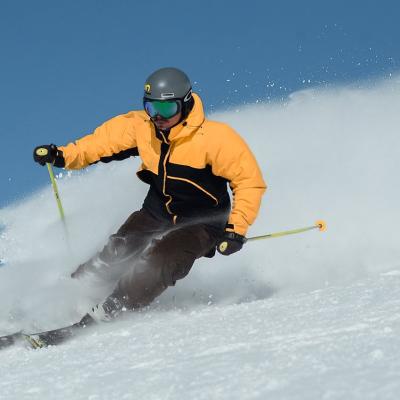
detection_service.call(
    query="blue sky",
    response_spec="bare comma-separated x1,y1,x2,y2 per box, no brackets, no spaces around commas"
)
1,0,399,207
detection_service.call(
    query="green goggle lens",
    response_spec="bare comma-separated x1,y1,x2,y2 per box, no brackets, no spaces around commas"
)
144,100,180,119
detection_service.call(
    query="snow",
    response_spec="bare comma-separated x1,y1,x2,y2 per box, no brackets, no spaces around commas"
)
1,76,400,399
1,272,400,400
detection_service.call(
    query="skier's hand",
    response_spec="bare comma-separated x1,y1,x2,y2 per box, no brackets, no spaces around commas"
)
33,144,65,167
217,231,247,256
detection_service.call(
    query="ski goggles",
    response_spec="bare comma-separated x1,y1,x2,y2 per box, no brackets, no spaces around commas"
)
143,99,181,119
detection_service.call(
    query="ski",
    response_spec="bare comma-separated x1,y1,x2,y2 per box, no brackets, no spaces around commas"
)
0,313,95,350
0,331,23,350
22,325,77,349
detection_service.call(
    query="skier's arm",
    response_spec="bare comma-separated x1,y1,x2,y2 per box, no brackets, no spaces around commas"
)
209,126,266,237
58,115,138,170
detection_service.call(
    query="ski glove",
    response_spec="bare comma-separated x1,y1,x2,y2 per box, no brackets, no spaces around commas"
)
33,144,65,167
217,231,247,256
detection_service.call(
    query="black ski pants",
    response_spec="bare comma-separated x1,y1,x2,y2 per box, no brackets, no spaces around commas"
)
71,208,224,309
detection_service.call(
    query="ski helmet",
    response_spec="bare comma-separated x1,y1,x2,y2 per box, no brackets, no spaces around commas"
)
143,67,194,120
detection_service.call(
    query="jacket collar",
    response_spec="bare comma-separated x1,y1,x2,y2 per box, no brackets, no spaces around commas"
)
165,93,205,142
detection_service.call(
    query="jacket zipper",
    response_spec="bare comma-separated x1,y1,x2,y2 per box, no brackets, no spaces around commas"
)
159,131,177,222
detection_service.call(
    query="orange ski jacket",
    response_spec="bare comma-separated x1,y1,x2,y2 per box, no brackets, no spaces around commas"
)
59,94,266,235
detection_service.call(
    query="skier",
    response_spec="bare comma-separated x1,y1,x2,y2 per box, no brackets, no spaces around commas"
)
33,67,266,326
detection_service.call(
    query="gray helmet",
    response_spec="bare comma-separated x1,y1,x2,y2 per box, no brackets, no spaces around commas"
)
144,67,192,101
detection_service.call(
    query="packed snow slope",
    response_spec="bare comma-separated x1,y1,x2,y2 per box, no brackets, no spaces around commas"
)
1,76,400,399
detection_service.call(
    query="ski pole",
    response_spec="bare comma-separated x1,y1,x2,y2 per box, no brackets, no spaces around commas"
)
247,220,327,242
35,147,66,222
45,161,73,254
46,162,66,222
36,149,74,258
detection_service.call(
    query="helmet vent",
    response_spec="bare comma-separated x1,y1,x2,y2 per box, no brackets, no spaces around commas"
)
160,93,175,99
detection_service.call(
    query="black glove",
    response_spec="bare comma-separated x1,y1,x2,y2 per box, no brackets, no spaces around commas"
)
33,144,65,167
217,231,247,256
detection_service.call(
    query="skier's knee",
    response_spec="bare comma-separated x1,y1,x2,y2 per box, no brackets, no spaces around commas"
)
101,234,129,263
71,264,85,279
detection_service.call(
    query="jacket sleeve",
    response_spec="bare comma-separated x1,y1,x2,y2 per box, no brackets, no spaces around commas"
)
208,125,266,236
58,114,138,170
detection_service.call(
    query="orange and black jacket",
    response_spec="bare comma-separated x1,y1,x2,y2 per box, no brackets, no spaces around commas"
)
59,94,266,236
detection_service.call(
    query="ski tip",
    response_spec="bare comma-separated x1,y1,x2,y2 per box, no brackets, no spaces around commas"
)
315,220,327,232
